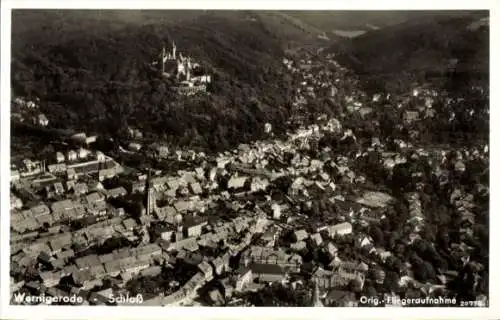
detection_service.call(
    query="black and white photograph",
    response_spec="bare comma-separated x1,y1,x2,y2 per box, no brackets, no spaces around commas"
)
0,1,497,319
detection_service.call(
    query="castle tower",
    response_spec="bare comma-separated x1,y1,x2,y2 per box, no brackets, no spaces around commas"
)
312,279,324,307
186,57,192,81
161,46,167,74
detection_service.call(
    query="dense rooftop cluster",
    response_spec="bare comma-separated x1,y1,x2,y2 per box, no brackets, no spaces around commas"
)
10,24,488,307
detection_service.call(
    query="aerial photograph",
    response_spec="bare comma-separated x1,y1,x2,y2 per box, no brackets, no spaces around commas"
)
8,10,489,307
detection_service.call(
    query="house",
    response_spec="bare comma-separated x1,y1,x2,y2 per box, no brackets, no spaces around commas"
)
128,143,142,152
67,150,78,162
54,182,65,195
123,259,150,275
96,151,106,162
250,177,269,192
75,254,100,270
37,113,49,126
250,263,287,283
122,218,138,231
10,278,25,294
67,168,77,180
90,264,106,279
56,249,75,261
190,182,203,195
356,235,372,248
71,133,87,143
403,110,419,123
328,222,353,238
10,194,23,210
98,253,115,265
311,233,323,246
155,205,177,222
219,278,234,300
235,268,253,291
331,260,369,274
141,265,163,278
49,233,72,253
198,261,214,281
291,241,307,252
31,203,51,217
186,220,207,238
78,148,90,159
86,192,105,205
168,237,199,252
86,136,98,145
324,290,357,307
208,288,224,306
212,257,227,276
154,145,169,158
104,260,122,277
155,226,174,242
228,175,248,190
40,271,63,287
294,229,309,242
271,203,282,220
56,152,65,163
136,243,162,261
174,200,193,213
74,183,89,196
106,187,127,199
11,169,20,182
356,191,394,208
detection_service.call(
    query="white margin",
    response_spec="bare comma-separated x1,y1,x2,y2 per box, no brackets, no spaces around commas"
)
1,0,498,319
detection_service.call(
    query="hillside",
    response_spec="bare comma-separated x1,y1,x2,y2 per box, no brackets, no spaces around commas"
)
284,10,483,33
329,12,489,94
11,10,326,151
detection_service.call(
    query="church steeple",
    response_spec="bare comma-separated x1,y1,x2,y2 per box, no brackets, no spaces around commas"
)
172,41,177,60
145,169,155,216
312,279,324,307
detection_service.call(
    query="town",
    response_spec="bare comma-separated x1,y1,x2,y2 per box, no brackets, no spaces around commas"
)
10,36,489,307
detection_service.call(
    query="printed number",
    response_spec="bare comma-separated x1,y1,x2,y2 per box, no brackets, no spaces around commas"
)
460,300,485,307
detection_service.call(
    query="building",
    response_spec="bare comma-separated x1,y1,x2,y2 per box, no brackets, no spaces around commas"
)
106,187,127,199
328,222,353,238
294,229,309,242
198,261,214,281
250,263,287,283
324,290,357,307
129,143,142,152
34,113,49,127
312,279,324,307
78,148,90,159
96,151,106,162
235,268,253,291
186,221,207,238
67,150,78,162
158,41,212,95
145,170,157,216
56,152,65,163
228,175,248,190
10,194,23,210
11,169,20,182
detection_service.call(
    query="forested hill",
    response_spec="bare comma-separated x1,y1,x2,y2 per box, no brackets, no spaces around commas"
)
11,10,326,151
329,12,489,94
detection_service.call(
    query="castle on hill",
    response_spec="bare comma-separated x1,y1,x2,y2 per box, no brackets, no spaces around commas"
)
155,41,212,96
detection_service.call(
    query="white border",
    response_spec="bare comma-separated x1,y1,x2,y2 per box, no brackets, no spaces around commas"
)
1,0,498,319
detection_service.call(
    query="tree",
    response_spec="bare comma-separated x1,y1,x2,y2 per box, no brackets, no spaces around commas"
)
385,255,404,273
383,271,400,293
369,225,385,247
363,284,378,298
414,261,436,283
391,163,413,193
